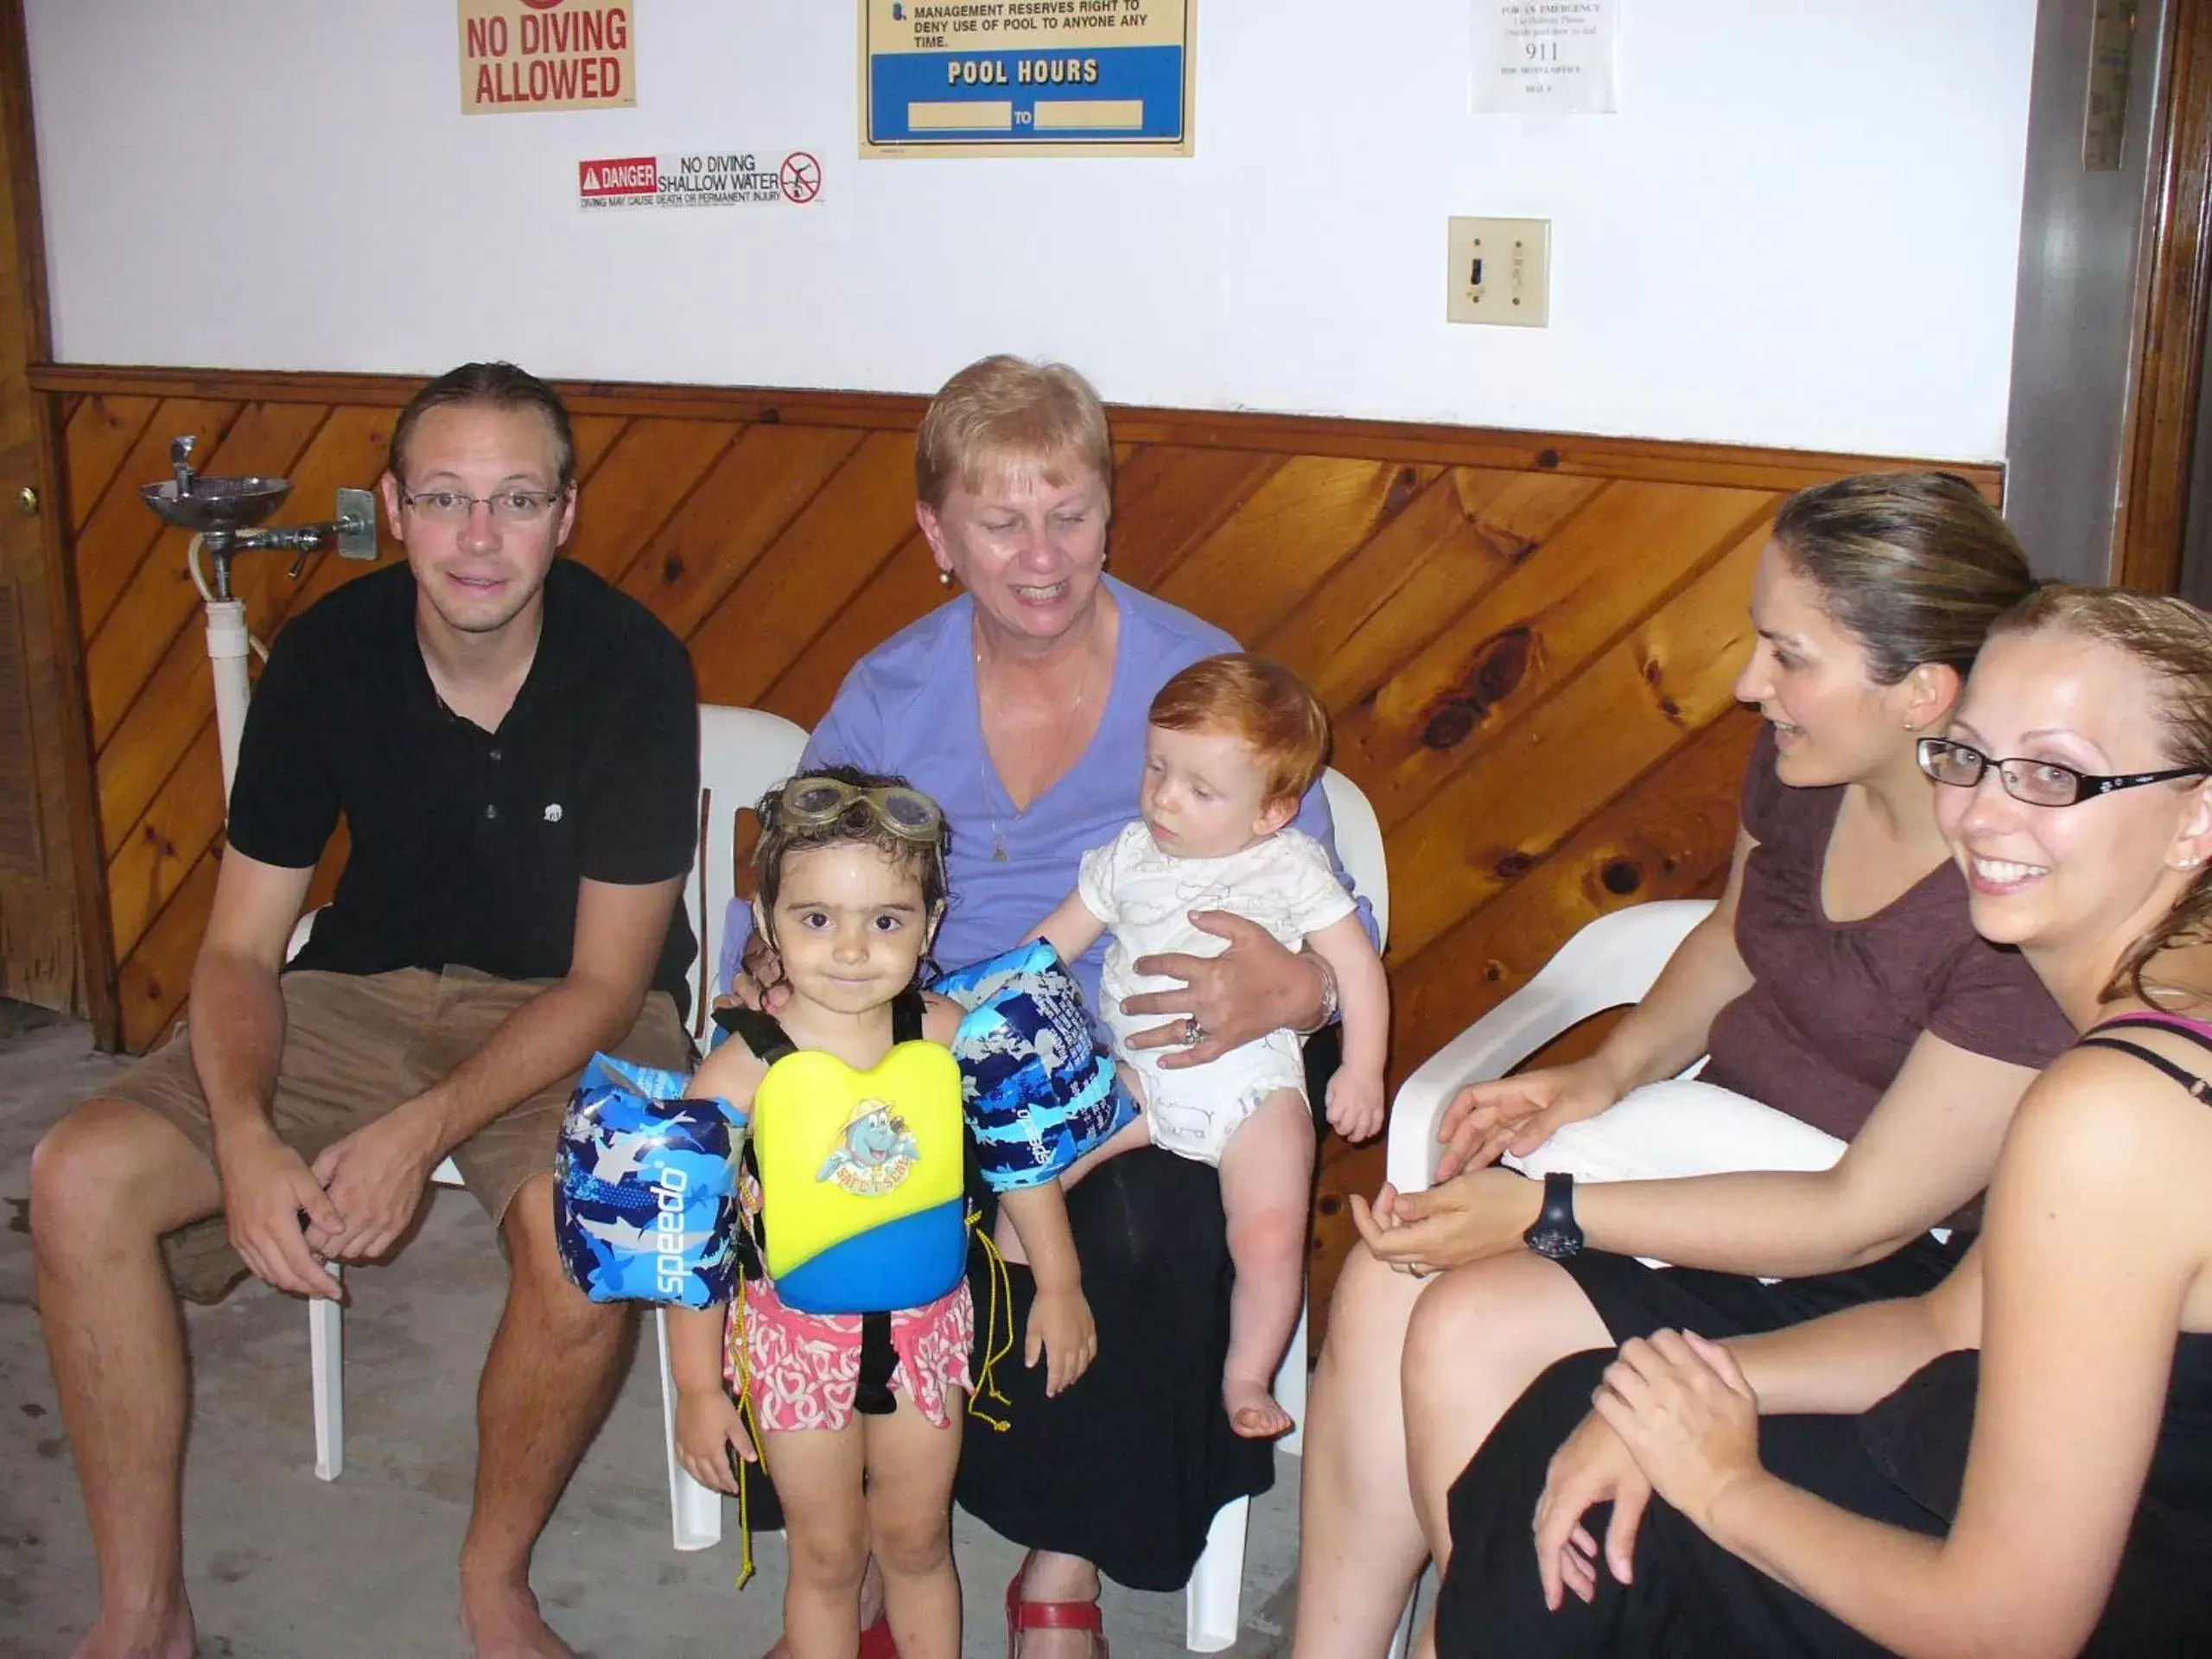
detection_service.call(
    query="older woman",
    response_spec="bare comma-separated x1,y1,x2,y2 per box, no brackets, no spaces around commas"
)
1294,474,2072,1657
1440,585,2212,1656
725,355,1372,1655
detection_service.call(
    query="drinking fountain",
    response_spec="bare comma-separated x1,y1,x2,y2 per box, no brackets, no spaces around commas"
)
137,435,379,799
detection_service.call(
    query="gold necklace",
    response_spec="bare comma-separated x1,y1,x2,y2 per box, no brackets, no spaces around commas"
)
975,641,1098,861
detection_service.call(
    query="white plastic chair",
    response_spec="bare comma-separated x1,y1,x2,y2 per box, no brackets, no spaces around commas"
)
1184,767,1389,1652
1375,898,1713,1656
300,703,810,1553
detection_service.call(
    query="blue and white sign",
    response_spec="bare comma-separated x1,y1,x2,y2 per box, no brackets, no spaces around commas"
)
861,0,1194,156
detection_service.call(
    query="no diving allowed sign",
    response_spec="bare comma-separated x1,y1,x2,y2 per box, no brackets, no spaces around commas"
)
579,150,824,209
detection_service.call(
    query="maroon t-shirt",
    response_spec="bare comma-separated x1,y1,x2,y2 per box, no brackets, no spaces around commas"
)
1700,728,2072,1141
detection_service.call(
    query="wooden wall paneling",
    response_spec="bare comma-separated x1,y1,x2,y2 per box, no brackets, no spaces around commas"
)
105,721,219,963
1261,470,1607,705
61,393,156,536
564,417,744,584
1387,706,1760,1073
686,429,926,709
72,398,242,639
1340,486,1775,831
1383,535,1764,961
567,413,631,483
1101,446,1286,591
83,401,328,743
619,423,866,640
1154,459,1440,643
113,835,215,1050
758,531,945,727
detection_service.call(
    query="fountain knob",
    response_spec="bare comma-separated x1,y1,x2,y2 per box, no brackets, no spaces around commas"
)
170,435,198,498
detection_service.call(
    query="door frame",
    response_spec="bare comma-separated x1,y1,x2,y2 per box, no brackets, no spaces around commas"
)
1,0,118,1043
2116,0,2212,591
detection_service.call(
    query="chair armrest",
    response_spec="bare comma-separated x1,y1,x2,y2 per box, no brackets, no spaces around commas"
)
1383,899,1716,1194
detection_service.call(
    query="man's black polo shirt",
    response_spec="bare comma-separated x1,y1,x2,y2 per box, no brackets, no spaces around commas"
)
228,559,698,1015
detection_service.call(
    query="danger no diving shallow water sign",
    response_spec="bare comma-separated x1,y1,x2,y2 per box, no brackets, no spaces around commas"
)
461,0,635,116
579,151,826,209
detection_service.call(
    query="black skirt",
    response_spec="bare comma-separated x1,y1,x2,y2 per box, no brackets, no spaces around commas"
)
1564,1229,1970,1344
953,1145,1276,1590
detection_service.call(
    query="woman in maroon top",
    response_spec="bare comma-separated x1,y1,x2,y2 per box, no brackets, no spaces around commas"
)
1294,474,2074,1658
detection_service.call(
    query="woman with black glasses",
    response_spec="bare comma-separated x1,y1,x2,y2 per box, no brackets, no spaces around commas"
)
1297,474,2075,1659
1438,585,2212,1657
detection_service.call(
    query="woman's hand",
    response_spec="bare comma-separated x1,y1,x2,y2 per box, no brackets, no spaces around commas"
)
673,1384,755,1496
1435,1057,1624,1181
1345,1168,1546,1276
1534,1407,1654,1611
1027,1285,1099,1396
1119,912,1319,1069
1592,1330,1765,1532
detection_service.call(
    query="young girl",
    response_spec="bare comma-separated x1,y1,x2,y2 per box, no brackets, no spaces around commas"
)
668,766,1094,1659
1031,653,1389,1440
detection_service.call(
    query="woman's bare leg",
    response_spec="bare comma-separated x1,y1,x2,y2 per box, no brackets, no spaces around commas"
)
1290,1242,1433,1658
1402,1254,1611,1577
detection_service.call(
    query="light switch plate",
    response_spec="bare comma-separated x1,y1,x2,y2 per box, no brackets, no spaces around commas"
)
1447,217,1550,327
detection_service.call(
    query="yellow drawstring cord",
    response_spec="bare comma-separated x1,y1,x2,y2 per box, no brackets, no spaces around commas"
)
965,1204,1015,1432
724,1281,764,1590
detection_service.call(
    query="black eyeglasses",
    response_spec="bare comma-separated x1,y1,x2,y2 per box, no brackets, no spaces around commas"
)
1917,737,2207,808
398,487,564,524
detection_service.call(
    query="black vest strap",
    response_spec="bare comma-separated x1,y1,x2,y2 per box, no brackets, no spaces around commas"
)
715,1004,798,1065
713,987,926,1060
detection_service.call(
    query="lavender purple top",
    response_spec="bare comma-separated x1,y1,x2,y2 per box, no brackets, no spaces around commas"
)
718,576,1373,1004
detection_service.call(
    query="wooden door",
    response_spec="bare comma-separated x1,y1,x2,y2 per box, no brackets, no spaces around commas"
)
0,0,110,1030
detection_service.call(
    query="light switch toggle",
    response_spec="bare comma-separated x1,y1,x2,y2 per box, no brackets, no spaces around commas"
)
1447,217,1550,327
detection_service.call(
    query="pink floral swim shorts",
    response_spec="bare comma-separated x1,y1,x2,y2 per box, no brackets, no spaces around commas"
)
728,1278,975,1433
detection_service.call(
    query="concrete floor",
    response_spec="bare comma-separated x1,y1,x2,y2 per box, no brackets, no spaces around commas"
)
0,1006,1300,1658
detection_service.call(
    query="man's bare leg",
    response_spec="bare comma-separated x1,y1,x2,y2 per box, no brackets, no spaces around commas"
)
460,1173,635,1658
30,1100,226,1659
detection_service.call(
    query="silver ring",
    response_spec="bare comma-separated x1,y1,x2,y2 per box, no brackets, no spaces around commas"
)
1404,1262,1431,1280
1183,1014,1206,1047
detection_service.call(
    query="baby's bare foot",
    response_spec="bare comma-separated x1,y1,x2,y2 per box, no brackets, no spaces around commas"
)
1224,1376,1294,1440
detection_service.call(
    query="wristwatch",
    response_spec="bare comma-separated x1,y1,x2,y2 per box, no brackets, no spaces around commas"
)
1522,1172,1585,1261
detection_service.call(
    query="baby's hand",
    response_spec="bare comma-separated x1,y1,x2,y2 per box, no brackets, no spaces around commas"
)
673,1385,754,1496
1027,1285,1099,1397
1325,1069,1387,1143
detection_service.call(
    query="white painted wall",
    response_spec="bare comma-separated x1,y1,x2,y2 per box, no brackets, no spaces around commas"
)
26,2,2037,459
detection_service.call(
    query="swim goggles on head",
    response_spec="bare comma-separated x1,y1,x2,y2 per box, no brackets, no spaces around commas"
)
772,776,945,843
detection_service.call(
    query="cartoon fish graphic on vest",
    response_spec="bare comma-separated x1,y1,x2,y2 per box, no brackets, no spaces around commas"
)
817,1098,921,1197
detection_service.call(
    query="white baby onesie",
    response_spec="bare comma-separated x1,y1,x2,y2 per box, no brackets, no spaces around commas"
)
1079,822,1357,1164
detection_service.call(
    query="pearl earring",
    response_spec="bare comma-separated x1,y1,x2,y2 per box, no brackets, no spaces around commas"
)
938,569,952,587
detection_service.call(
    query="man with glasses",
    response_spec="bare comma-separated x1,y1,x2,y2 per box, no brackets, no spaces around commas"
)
30,362,698,1659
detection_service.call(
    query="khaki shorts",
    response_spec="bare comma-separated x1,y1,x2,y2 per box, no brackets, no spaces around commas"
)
106,967,691,1303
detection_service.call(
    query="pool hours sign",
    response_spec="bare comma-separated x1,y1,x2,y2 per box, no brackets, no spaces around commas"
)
460,0,636,115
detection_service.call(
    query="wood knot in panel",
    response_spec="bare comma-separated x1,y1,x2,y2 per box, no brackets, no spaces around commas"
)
1492,849,1535,879
1536,448,1561,469
660,555,684,585
1601,858,1643,896
1419,627,1534,751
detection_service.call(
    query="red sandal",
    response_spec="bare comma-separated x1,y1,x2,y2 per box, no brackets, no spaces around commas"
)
1005,1558,1108,1659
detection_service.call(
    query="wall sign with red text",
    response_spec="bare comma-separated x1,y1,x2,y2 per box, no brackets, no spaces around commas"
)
461,0,636,115
578,150,829,210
